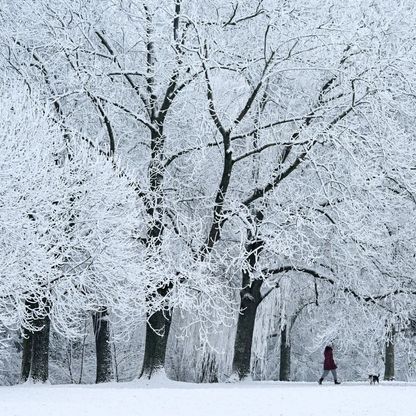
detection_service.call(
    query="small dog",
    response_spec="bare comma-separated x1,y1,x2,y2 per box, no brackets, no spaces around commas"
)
369,374,380,384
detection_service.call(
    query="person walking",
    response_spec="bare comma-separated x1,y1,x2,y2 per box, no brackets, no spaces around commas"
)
318,345,341,384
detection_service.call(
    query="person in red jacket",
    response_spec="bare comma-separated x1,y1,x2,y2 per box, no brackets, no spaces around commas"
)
318,345,341,384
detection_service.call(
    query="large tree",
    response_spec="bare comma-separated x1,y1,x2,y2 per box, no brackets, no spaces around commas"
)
0,84,153,382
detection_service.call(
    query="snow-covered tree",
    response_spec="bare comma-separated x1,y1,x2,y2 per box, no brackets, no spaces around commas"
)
0,0,416,385
0,84,153,382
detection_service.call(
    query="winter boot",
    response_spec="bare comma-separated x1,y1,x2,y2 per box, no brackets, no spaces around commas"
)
334,380,341,384
318,378,323,385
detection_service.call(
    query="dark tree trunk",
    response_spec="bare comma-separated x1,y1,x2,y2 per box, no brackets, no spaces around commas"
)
20,297,51,383
232,221,264,380
93,309,113,383
140,309,171,379
20,327,33,383
30,315,51,383
232,279,263,380
279,325,291,381
384,329,395,381
232,295,259,379
140,127,170,380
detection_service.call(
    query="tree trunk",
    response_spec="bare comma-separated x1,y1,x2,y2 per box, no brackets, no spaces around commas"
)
279,325,291,381
232,296,259,379
232,225,264,380
384,331,395,381
140,309,171,379
232,278,263,380
30,315,51,383
141,125,170,379
93,309,114,383
20,327,33,383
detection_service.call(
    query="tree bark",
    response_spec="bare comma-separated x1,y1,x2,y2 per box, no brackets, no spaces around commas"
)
384,330,395,381
93,309,114,383
140,309,172,379
30,315,51,383
232,296,259,379
20,327,33,383
232,223,264,380
232,279,263,380
279,325,291,381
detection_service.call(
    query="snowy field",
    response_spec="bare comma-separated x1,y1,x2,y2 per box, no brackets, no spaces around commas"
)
1,379,415,416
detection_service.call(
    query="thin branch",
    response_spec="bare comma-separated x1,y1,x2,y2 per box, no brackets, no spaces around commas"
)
201,43,228,136
95,95,158,134
95,31,149,108
86,92,115,154
231,116,317,141
242,104,356,207
264,266,416,305
233,139,310,164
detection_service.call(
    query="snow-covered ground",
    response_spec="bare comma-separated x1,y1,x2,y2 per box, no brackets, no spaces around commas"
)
1,378,414,416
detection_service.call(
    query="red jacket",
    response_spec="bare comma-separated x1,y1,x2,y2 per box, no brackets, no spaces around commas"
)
323,346,337,370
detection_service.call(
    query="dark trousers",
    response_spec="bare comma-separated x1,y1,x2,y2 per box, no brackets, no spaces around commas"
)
321,369,337,380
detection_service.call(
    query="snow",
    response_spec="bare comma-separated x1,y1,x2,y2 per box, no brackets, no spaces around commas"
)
0,379,414,416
